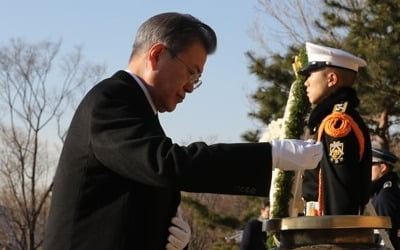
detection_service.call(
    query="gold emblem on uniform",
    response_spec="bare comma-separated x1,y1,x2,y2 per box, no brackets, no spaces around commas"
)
333,102,348,112
329,141,344,163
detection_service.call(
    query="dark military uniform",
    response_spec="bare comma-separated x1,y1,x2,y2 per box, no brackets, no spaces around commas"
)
302,87,372,215
372,172,400,249
371,150,400,249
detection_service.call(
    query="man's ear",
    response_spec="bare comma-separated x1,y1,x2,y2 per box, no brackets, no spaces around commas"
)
148,43,166,69
381,164,391,175
327,71,339,87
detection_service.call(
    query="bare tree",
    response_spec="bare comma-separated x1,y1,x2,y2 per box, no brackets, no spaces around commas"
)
0,38,106,250
251,0,324,54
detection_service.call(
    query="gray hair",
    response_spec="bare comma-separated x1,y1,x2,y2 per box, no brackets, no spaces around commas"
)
130,12,217,60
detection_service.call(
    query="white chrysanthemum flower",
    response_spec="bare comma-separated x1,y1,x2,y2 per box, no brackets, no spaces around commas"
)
259,118,284,142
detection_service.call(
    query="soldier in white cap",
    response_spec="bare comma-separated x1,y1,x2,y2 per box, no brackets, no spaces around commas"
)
299,42,372,216
371,147,400,249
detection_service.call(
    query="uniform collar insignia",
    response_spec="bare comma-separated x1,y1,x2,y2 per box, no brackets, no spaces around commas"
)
383,181,392,189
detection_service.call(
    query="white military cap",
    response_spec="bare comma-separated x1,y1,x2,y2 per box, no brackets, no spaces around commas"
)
298,42,367,76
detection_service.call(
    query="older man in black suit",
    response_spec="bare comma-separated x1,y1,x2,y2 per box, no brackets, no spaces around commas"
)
43,12,322,250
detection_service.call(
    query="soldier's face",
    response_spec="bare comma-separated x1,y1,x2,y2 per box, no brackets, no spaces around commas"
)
371,163,385,181
304,69,331,105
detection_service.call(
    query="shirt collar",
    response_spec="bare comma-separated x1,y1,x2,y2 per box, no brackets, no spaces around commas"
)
124,69,157,115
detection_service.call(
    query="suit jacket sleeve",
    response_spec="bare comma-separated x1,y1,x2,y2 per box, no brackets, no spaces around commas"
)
85,72,272,196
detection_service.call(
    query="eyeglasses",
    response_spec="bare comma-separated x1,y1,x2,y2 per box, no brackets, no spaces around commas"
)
167,48,202,89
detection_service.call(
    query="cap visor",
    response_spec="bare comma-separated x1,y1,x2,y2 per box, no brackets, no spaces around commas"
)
298,63,327,76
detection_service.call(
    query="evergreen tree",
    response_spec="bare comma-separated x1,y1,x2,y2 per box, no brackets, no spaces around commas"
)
245,0,400,152
242,47,302,141
318,0,400,150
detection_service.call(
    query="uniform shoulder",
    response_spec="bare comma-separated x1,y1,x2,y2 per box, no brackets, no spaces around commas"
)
319,101,354,138
318,101,366,159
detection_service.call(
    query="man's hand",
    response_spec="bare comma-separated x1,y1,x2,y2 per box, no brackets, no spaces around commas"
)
271,139,323,171
166,208,191,250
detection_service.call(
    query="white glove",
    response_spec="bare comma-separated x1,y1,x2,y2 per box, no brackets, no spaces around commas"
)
166,208,191,250
271,139,323,171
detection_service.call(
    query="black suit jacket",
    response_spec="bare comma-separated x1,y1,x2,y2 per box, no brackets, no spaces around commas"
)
44,71,272,250
240,219,267,250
